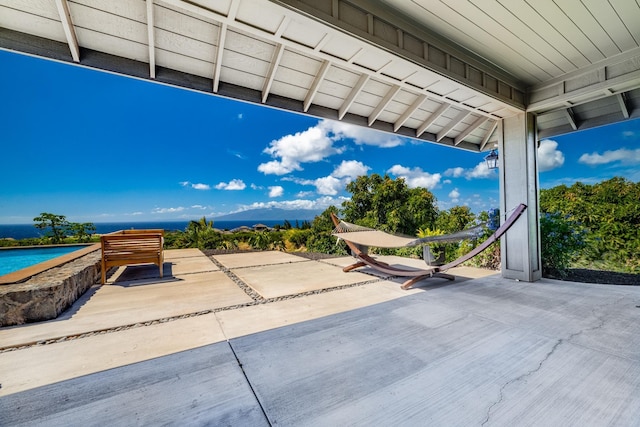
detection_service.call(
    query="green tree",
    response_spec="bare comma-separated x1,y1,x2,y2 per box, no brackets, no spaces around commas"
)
435,206,475,233
540,212,587,277
306,206,347,255
33,213,69,244
540,177,640,273
342,174,438,235
67,222,96,243
182,217,221,249
250,231,272,250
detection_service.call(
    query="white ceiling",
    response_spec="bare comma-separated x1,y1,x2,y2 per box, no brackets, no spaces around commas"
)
381,0,640,86
1,0,639,150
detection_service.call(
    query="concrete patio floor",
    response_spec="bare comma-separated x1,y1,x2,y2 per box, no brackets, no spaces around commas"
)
1,249,639,426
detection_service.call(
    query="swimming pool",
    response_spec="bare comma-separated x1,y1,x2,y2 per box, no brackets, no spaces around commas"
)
0,245,92,277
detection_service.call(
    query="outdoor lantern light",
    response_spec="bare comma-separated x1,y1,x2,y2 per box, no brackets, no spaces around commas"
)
484,149,499,170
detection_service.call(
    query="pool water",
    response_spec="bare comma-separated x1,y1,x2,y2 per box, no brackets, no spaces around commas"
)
0,245,88,276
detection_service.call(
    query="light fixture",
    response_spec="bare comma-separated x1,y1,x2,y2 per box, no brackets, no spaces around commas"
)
484,149,499,170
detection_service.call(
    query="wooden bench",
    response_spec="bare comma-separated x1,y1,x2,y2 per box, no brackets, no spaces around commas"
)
100,229,164,284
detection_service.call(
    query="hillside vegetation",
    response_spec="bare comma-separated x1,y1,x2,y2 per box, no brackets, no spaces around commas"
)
3,176,638,279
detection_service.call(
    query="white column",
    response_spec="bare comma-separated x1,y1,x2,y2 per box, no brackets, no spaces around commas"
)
498,113,542,281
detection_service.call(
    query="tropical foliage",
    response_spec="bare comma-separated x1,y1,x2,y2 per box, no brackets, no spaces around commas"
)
6,177,637,279
540,177,640,273
539,212,587,277
32,213,96,244
341,174,438,234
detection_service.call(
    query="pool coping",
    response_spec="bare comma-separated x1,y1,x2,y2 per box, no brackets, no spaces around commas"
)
0,244,100,285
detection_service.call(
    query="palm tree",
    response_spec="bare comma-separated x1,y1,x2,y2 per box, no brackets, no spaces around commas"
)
184,217,215,248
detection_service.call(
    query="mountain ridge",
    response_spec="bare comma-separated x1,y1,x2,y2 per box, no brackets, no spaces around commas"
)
214,207,323,221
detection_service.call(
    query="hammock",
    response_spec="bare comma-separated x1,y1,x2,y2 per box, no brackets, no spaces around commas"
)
332,221,486,248
329,204,527,289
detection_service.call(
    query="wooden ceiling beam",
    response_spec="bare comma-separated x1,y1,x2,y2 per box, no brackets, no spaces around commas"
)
394,94,427,132
416,103,449,137
454,116,487,146
304,60,331,112
339,74,369,120
146,0,156,79
368,85,401,126
54,0,80,62
437,111,470,142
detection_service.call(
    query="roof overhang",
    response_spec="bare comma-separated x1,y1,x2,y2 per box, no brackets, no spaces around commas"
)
1,0,639,150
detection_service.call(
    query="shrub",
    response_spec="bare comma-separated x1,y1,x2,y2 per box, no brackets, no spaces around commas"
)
540,212,587,277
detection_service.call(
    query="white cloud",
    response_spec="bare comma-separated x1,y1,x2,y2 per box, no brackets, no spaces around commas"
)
320,119,404,147
332,160,370,179
387,165,441,189
251,183,263,190
258,125,342,175
257,119,405,177
268,186,284,197
444,167,465,178
465,161,494,179
215,179,246,190
441,161,498,181
191,205,207,210
285,160,371,196
191,183,211,190
314,176,343,195
239,196,348,212
180,181,211,190
258,160,299,175
538,139,565,172
578,148,640,166
448,188,460,202
152,207,185,214
296,191,315,198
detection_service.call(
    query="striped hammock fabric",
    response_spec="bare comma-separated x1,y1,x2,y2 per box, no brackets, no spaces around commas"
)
332,220,486,248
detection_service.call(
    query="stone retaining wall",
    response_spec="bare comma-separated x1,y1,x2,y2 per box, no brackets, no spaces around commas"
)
0,250,101,327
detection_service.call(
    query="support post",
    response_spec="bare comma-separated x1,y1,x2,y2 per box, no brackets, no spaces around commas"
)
498,113,542,281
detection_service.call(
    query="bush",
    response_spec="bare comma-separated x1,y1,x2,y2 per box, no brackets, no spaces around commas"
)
540,212,587,277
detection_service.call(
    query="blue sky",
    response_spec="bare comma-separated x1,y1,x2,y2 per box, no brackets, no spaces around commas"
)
1,49,639,224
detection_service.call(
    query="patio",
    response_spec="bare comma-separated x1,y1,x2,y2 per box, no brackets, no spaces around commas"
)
1,249,639,425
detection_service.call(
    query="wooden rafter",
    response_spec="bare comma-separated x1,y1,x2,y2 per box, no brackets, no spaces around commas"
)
480,120,499,151
304,60,331,112
339,74,369,120
262,43,285,103
213,23,227,93
564,107,578,130
158,0,515,121
54,0,80,62
368,85,401,126
437,111,470,142
617,93,630,118
416,103,449,137
454,116,487,146
146,0,156,79
394,94,427,132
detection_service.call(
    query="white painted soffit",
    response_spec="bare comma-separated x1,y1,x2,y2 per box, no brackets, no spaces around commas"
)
2,0,638,144
0,0,527,151
363,0,640,139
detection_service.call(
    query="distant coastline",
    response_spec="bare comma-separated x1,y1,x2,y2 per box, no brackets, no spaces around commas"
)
0,219,310,240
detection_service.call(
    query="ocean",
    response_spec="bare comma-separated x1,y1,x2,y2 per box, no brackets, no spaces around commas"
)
0,220,301,240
